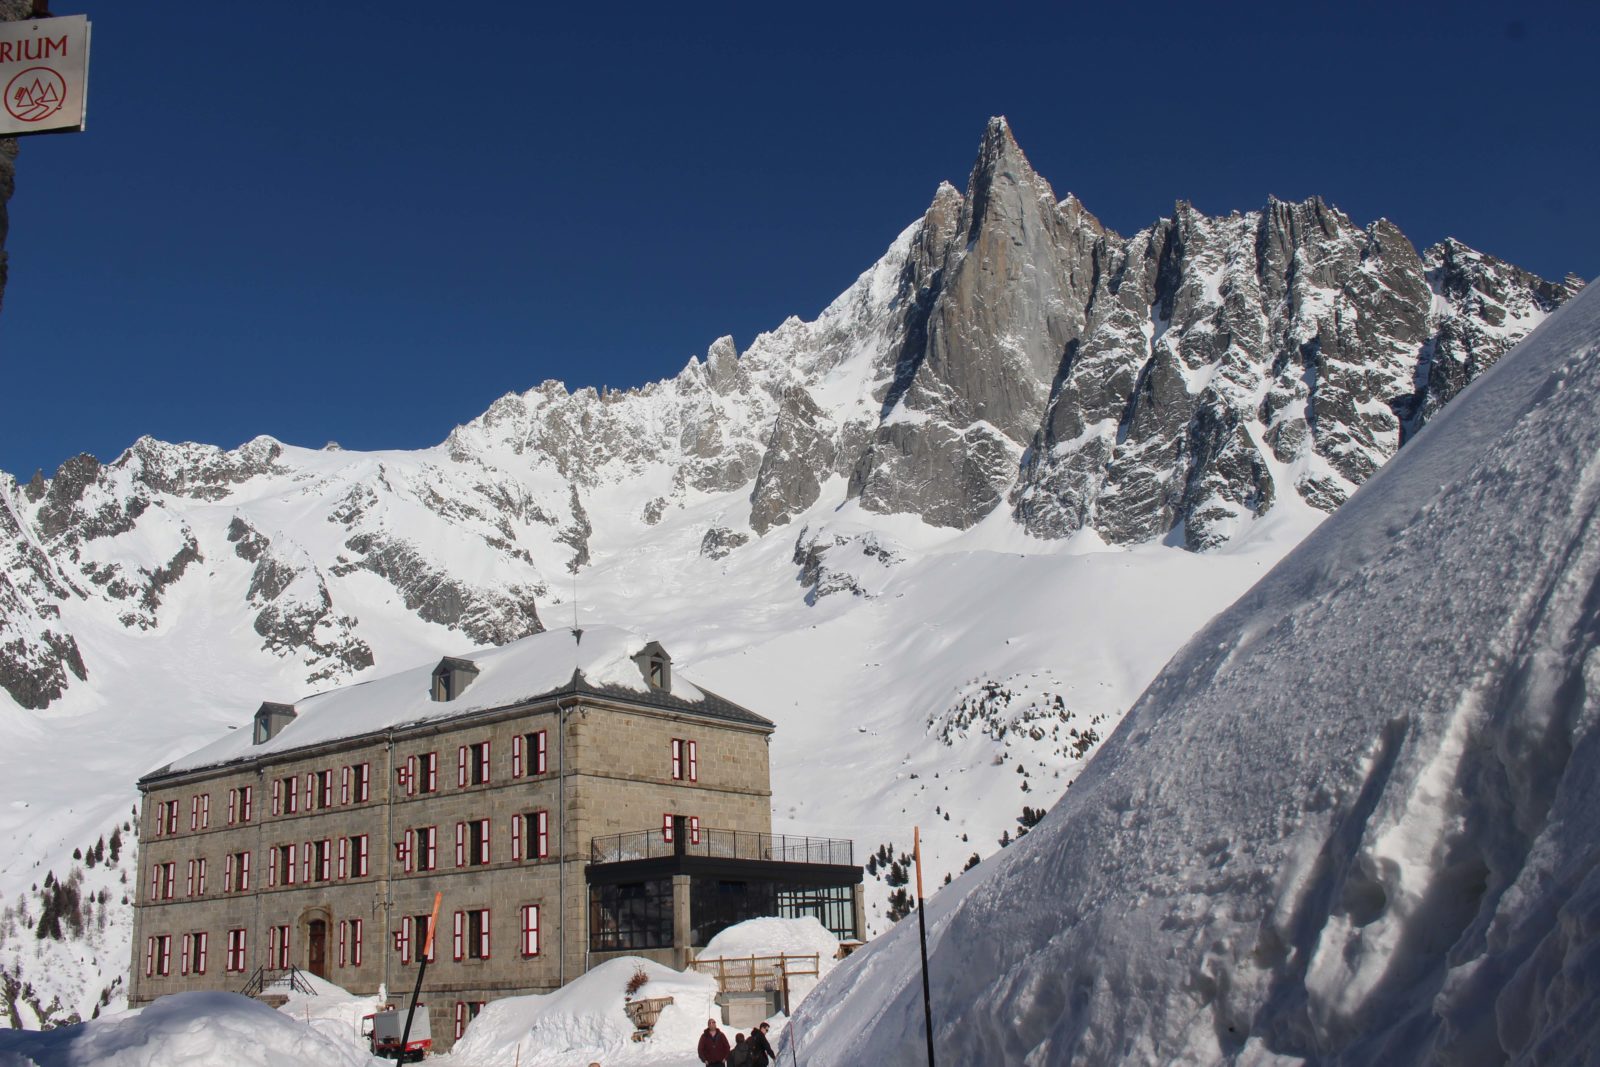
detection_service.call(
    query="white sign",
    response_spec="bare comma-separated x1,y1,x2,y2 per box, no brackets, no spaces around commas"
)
0,14,90,136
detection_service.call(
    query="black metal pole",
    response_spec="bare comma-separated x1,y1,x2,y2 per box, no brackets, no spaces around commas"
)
914,827,936,1067
398,893,441,1062
397,952,428,1062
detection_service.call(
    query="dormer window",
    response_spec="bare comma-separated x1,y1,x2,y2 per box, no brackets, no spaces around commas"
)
632,642,672,693
252,703,297,745
431,657,480,702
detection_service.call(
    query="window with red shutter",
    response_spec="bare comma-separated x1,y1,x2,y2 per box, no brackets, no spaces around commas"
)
671,738,683,780
457,745,468,788
201,793,210,828
241,785,253,823
195,932,208,975
454,1001,466,1040
511,812,523,860
535,730,547,774
687,740,698,782
351,918,363,967
340,766,350,805
520,904,540,957
197,857,207,895
452,910,464,961
512,733,522,777
455,822,466,867
186,859,195,897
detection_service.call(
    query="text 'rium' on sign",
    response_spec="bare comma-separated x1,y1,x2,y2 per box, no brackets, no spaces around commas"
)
0,36,69,64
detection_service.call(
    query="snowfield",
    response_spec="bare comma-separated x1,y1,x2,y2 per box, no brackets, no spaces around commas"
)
790,275,1600,1061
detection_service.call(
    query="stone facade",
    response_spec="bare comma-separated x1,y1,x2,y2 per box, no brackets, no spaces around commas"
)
130,653,776,1051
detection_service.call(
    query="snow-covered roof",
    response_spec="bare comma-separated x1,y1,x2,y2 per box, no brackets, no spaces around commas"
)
153,625,770,779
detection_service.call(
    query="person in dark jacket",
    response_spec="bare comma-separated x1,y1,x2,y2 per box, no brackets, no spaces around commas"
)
748,1021,777,1066
729,1032,753,1067
698,1018,732,1066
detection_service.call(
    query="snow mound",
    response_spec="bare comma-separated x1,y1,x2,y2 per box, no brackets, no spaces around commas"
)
793,279,1600,1066
699,917,844,1007
0,992,382,1067
699,916,842,968
273,973,385,1058
442,956,718,1066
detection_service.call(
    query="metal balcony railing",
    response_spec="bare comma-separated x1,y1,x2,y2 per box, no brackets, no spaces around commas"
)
590,826,854,867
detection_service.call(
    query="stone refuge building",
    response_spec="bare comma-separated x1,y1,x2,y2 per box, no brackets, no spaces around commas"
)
130,625,862,1049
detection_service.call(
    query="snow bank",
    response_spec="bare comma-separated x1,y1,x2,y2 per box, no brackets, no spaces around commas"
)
793,280,1600,1065
699,917,844,1006
0,992,382,1067
442,956,718,1066
273,972,385,1059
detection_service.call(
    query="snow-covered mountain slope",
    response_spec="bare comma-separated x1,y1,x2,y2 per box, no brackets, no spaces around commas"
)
791,269,1600,1065
0,119,1581,1029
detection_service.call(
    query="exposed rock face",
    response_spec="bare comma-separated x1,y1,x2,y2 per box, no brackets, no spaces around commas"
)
0,118,1577,711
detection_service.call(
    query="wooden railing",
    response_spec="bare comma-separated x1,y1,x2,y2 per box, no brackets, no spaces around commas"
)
688,952,820,994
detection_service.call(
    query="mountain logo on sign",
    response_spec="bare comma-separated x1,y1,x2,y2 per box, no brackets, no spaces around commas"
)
5,66,66,122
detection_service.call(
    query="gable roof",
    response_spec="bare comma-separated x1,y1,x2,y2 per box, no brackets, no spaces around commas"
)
155,625,771,778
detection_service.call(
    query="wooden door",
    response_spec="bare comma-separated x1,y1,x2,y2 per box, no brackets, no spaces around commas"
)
308,919,327,977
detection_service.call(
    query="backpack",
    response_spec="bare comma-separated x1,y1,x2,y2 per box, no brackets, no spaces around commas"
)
730,1041,754,1067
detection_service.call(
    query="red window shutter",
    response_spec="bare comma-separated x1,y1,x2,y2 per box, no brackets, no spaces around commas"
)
202,794,210,828
304,772,314,809
271,779,281,816
225,854,235,893
241,851,250,890
480,909,491,959
320,839,332,881
537,810,549,858
198,858,207,895
688,740,698,782
145,937,154,977
243,787,253,822
403,830,414,873
662,812,673,843
512,734,522,777
267,850,277,888
352,919,362,967
189,795,197,831
453,910,464,962
457,746,467,788
338,921,346,967
228,790,237,825
341,766,350,805
196,933,208,975
481,819,491,864
536,730,547,774
148,864,158,900
356,763,368,802
400,916,412,964
180,936,190,976
690,816,701,845
426,828,437,870
301,841,311,883
455,1001,466,1040
407,756,417,796
286,843,297,885
338,837,348,879
357,836,368,877
481,740,491,783
186,859,195,897
511,813,522,861
161,936,172,975
455,822,465,867
671,738,682,779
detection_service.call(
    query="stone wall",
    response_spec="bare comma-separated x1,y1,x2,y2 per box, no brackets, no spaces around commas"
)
129,692,777,1052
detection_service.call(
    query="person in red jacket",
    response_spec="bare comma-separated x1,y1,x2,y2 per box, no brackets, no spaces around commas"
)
698,1017,732,1066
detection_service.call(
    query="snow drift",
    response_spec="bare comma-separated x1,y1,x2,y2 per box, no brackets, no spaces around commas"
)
793,279,1600,1065
0,992,381,1067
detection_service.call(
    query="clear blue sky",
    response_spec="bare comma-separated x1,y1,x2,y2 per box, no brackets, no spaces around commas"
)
1,1,1595,479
